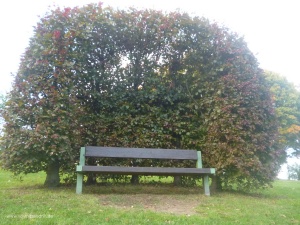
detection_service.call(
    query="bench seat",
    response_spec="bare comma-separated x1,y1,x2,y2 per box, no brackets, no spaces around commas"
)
78,165,215,176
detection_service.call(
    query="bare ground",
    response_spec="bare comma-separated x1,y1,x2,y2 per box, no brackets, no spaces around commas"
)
98,193,204,215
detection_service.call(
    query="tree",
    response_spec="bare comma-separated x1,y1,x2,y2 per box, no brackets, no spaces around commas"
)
0,93,6,125
264,71,300,157
0,4,284,190
287,163,300,180
0,93,6,149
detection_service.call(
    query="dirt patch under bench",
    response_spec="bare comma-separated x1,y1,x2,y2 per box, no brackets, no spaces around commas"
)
99,193,204,215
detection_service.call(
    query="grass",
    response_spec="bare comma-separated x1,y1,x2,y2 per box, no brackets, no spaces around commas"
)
0,169,299,225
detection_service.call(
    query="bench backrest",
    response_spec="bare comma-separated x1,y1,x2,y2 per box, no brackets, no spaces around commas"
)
84,146,198,160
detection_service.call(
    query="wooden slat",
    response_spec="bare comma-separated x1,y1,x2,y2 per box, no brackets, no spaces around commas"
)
81,166,215,176
85,146,198,160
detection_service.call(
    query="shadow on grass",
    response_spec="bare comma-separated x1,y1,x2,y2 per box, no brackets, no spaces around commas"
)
2,181,205,196
82,182,205,195
3,173,295,200
0,181,272,197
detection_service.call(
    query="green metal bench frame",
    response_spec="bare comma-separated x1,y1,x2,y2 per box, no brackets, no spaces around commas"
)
76,146,216,196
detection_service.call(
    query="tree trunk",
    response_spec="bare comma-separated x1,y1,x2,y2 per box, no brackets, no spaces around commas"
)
44,159,60,188
86,173,97,185
86,158,97,185
173,176,181,186
130,159,139,184
211,175,222,193
131,175,139,184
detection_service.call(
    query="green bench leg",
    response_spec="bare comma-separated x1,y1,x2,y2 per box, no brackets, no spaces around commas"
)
76,173,83,194
203,175,210,196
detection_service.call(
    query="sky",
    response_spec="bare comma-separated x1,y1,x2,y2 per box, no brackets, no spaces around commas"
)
0,0,299,178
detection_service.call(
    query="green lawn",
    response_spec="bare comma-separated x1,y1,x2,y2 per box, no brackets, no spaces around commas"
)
0,169,299,225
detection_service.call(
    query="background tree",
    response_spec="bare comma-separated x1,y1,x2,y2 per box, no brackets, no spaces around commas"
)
287,163,300,180
0,4,285,190
264,71,300,157
0,93,5,125
0,93,6,150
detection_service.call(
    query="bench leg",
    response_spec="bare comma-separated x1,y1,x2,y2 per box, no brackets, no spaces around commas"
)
203,175,210,196
76,173,83,194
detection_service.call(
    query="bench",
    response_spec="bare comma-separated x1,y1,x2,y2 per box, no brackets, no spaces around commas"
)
76,146,216,195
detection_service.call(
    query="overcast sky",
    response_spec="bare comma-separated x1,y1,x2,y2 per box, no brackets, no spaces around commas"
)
0,0,299,178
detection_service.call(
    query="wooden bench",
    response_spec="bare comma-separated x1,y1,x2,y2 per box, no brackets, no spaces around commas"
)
76,146,216,195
